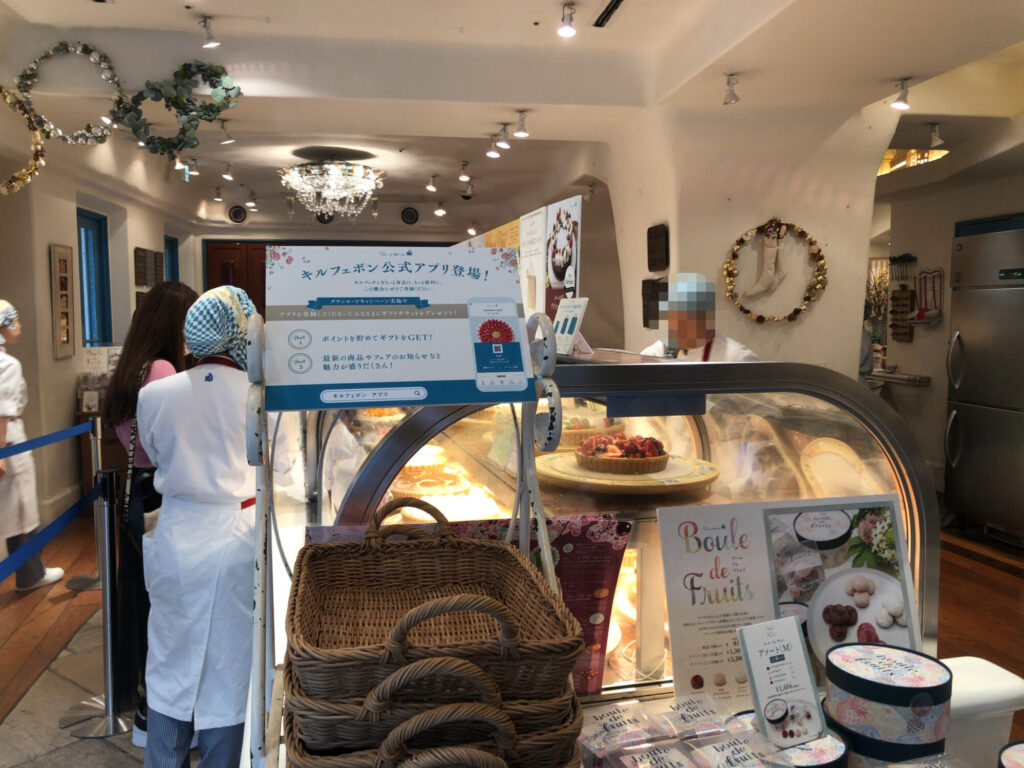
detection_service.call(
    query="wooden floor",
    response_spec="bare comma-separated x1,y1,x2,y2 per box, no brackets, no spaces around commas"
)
0,516,1022,743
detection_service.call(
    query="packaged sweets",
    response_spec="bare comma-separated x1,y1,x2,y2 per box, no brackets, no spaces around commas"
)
845,753,971,768
642,693,729,740
684,731,779,768
614,741,697,767
582,701,649,766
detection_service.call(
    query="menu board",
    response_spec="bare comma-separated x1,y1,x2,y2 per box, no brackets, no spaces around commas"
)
263,245,534,410
659,494,914,708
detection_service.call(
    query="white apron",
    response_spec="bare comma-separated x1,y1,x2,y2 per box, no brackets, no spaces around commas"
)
0,349,39,541
143,496,256,729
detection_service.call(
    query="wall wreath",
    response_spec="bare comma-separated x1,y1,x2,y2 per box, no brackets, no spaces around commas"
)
1,86,46,195
721,217,828,323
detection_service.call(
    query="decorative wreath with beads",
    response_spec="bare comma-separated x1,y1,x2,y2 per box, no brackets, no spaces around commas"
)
0,86,46,195
111,61,240,161
16,41,125,145
721,217,828,323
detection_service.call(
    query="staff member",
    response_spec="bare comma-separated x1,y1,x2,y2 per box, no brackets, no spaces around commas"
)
137,286,257,768
640,273,758,362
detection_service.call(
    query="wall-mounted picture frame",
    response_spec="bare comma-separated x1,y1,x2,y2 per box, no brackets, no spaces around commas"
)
134,246,166,287
49,244,74,359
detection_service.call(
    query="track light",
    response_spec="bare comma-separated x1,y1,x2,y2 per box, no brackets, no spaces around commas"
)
583,183,594,202
213,186,223,202
371,198,379,218
187,159,200,176
557,3,577,38
458,161,470,182
486,135,501,159
723,74,739,106
513,110,529,138
426,174,437,192
218,119,235,145
138,140,145,147
173,156,186,170
467,222,478,237
929,122,944,148
496,124,511,150
434,200,447,217
199,15,220,49
461,182,474,200
245,190,257,208
221,163,234,181
891,78,910,110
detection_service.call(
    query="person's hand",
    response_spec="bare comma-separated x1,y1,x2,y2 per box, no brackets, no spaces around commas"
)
0,458,6,480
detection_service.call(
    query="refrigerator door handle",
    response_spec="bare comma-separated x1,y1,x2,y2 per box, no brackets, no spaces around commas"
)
946,330,964,392
944,408,963,468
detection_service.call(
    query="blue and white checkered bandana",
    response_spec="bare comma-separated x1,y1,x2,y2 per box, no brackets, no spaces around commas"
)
0,300,18,346
184,286,256,369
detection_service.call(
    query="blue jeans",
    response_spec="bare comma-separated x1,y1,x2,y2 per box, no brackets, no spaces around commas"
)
143,707,244,768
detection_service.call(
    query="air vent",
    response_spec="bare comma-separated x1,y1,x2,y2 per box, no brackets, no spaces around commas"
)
593,0,625,27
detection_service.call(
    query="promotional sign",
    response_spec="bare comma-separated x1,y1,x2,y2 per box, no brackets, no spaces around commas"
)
658,494,915,708
552,297,589,354
263,245,534,410
737,615,825,748
544,195,582,317
519,207,547,315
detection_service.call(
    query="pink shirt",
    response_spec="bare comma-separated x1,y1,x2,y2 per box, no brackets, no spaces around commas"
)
114,359,176,468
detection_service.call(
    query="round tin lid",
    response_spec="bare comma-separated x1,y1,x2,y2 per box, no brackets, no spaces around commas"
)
764,698,789,725
825,643,952,707
999,739,1024,768
793,509,852,551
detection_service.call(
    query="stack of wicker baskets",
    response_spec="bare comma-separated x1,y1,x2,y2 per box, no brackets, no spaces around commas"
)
284,497,585,768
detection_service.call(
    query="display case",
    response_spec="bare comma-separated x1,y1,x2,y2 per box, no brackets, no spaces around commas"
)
327,354,939,704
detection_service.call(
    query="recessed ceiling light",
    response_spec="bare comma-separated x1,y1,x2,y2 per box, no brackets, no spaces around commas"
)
557,3,577,38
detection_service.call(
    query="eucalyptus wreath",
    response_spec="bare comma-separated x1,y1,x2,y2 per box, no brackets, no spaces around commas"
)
112,61,241,160
16,41,125,145
0,86,47,195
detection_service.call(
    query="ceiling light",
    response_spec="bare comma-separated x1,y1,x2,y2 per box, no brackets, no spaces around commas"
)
187,159,200,176
434,200,447,217
218,119,235,145
891,78,910,110
467,221,478,236
278,161,386,219
222,163,234,181
557,3,577,38
513,110,529,138
371,198,379,218
213,186,223,202
486,135,501,159
199,15,221,49
458,161,470,182
173,156,186,171
426,173,438,192
929,122,944,148
137,140,146,147
245,195,256,208
496,124,511,150
101,115,112,126
583,182,594,202
723,74,739,106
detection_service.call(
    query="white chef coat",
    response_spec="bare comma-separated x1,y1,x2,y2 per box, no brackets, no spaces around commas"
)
137,359,256,729
0,348,39,540
640,336,759,362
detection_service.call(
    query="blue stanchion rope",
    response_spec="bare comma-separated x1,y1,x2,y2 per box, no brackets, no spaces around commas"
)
0,484,102,584
0,421,92,460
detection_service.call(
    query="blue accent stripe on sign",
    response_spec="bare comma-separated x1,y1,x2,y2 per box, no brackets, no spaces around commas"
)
265,379,536,412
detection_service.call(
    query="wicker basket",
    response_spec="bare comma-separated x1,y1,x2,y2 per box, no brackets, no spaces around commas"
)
286,656,577,751
573,451,669,474
286,497,583,701
284,699,582,768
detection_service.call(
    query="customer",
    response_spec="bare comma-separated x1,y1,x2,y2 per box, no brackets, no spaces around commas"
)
102,281,198,745
0,300,64,591
137,286,257,768
641,273,758,361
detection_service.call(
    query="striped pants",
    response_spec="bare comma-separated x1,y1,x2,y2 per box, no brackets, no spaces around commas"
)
143,707,244,768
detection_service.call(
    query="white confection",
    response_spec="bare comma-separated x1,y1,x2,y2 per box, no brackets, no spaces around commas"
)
875,608,894,628
882,595,904,617
894,611,908,627
854,592,871,608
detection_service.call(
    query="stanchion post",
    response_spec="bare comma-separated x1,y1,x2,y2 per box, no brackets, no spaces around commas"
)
67,416,104,591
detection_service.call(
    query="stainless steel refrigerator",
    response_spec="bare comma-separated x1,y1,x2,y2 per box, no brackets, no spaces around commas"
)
946,228,1024,538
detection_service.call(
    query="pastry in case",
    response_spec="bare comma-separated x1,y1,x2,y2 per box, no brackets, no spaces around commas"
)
575,435,669,474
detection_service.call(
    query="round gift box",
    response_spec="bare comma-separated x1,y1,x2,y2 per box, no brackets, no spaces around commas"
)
793,509,852,567
999,739,1024,768
824,644,951,761
761,728,848,768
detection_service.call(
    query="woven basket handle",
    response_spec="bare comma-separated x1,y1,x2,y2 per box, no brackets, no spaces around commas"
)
378,524,432,541
365,497,453,547
398,747,509,768
360,657,503,721
384,594,520,665
376,703,516,768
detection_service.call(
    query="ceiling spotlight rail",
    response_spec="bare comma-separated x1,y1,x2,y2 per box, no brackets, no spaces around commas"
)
279,161,386,219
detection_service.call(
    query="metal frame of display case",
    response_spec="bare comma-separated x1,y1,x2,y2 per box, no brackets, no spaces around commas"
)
337,360,940,671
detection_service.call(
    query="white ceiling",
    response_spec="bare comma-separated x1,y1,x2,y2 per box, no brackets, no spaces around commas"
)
1,0,1024,235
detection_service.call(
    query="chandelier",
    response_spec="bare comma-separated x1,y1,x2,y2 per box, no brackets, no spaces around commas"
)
278,161,386,218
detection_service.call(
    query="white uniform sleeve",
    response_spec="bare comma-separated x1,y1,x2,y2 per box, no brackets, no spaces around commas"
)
136,384,160,467
0,353,25,419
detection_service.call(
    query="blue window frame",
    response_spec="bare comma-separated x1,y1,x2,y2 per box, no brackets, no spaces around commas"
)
77,208,112,346
164,235,179,281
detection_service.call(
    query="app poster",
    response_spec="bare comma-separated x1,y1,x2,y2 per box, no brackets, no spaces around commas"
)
518,207,547,316
307,515,633,696
545,195,582,317
263,245,534,410
658,503,775,706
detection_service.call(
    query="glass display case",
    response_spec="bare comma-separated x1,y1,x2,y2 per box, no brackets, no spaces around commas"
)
323,354,939,703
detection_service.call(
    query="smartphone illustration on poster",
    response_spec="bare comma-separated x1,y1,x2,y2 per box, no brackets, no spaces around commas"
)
467,298,528,392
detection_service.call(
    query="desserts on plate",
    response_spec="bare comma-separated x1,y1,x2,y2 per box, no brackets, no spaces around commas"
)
558,415,619,448
575,434,669,474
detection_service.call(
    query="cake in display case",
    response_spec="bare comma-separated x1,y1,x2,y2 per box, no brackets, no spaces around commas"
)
325,354,938,704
